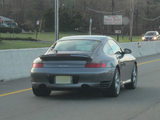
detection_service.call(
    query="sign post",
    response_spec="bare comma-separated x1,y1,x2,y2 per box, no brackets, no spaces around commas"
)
0,17,2,37
89,19,92,35
104,15,122,39
115,30,121,42
36,20,40,40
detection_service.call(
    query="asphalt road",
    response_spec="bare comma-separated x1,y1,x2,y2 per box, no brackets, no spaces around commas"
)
1,54,160,120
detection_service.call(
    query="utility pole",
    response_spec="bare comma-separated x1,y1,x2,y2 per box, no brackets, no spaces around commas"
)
130,0,134,42
111,0,114,15
55,0,59,41
111,0,114,33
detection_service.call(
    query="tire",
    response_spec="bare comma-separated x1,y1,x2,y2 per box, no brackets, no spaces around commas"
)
32,86,51,97
125,64,137,89
103,68,120,97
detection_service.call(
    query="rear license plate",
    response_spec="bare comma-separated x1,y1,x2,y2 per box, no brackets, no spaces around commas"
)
55,76,71,84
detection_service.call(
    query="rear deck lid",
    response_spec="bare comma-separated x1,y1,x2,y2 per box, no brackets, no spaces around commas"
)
40,53,92,61
39,53,92,68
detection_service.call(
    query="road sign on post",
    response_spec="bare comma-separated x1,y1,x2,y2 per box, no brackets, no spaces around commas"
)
115,30,121,34
36,21,40,26
104,15,122,25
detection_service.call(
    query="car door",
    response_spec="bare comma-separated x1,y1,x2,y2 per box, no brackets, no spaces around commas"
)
108,39,132,81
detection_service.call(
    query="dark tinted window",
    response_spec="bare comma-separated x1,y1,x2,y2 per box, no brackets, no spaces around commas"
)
145,32,156,36
52,40,100,52
108,40,122,54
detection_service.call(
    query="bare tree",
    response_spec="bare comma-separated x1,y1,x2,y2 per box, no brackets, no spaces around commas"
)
1,0,159,34
1,0,6,15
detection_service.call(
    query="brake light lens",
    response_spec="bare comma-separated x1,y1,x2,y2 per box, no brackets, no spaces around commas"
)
32,63,44,68
85,63,106,68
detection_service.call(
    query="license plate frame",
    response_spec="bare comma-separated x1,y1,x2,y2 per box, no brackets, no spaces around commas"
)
55,76,72,84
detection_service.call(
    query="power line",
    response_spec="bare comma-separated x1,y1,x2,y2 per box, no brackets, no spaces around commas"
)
139,15,160,21
135,11,160,21
134,3,160,7
77,2,130,14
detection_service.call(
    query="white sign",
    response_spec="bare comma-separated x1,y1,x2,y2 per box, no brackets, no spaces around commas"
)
115,30,121,34
90,19,92,23
36,21,40,25
104,15,122,25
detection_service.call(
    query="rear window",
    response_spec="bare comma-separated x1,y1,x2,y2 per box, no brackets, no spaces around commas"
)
51,40,100,52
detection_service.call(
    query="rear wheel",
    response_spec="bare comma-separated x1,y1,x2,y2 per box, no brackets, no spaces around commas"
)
32,86,51,97
103,68,120,97
125,64,137,89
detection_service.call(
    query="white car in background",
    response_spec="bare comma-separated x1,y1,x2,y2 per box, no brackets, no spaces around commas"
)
142,31,160,41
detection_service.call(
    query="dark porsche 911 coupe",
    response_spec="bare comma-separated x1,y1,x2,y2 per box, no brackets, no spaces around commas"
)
31,35,138,97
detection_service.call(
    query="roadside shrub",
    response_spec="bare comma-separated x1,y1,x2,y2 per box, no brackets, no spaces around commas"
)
0,39,2,44
0,37,37,41
0,27,12,33
14,27,22,33
0,27,22,33
20,24,35,32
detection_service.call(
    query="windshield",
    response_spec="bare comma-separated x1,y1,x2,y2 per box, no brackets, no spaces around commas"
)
51,40,100,52
145,32,156,36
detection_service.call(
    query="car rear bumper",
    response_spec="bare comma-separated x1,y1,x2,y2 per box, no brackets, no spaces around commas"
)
31,67,115,91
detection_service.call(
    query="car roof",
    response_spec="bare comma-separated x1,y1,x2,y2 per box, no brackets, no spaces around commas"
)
146,31,158,33
59,35,112,42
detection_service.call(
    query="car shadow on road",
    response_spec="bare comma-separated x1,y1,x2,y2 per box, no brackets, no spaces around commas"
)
30,86,160,107
42,87,131,100
49,90,104,100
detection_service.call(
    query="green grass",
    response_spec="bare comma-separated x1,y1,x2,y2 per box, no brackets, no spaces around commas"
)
109,35,142,43
0,32,88,41
0,32,142,50
0,41,52,50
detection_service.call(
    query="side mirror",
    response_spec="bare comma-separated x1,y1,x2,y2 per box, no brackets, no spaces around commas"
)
124,48,132,54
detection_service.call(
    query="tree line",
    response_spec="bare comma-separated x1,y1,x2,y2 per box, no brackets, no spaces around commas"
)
0,0,160,35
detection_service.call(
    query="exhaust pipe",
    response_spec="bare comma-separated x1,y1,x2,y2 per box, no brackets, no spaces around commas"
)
39,84,47,90
81,84,91,90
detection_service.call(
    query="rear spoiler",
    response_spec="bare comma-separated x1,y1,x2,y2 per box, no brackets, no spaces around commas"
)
40,54,92,61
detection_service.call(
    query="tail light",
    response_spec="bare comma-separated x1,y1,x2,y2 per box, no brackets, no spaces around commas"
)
85,63,106,68
32,63,44,68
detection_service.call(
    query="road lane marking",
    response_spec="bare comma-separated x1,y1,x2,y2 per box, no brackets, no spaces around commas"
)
0,88,32,97
0,59,160,97
137,59,160,66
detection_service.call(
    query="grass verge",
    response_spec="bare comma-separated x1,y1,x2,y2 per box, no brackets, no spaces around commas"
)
0,32,142,50
0,40,52,50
